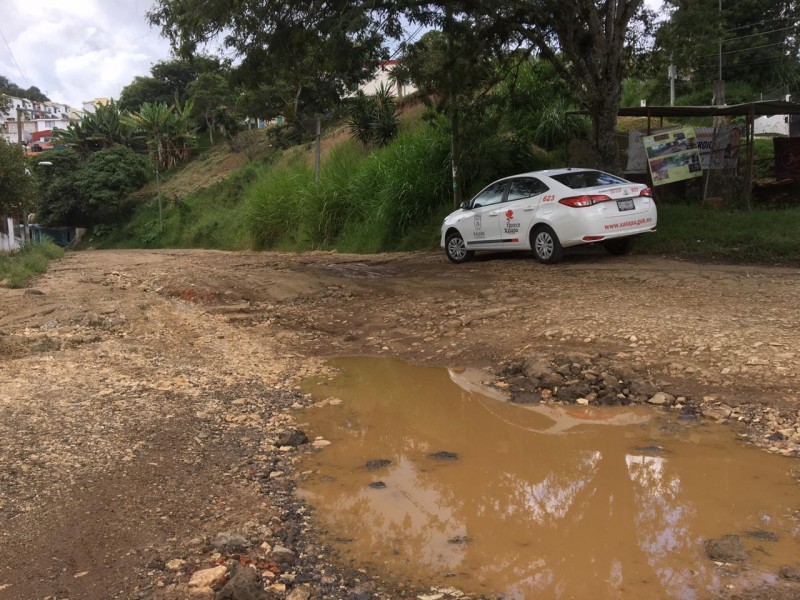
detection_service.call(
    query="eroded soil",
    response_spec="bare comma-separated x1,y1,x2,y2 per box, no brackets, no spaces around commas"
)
1,247,799,600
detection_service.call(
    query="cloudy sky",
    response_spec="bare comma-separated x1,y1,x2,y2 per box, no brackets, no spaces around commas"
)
0,1,667,109
0,0,172,107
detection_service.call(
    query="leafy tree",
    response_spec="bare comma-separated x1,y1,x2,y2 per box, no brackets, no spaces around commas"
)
148,0,646,173
489,0,645,171
118,76,172,112
73,146,148,223
654,0,800,97
32,147,148,227
31,150,84,226
148,0,395,123
118,56,224,112
186,72,234,143
0,137,31,215
0,75,49,101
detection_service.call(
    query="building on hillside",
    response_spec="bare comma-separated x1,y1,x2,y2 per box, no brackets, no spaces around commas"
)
0,96,83,145
358,60,417,98
82,97,110,114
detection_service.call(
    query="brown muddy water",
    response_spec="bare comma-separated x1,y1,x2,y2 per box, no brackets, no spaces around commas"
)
297,357,800,600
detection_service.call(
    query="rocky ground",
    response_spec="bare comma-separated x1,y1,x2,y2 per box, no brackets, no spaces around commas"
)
1,247,799,600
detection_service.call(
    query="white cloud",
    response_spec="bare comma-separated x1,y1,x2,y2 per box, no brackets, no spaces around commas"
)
0,0,172,107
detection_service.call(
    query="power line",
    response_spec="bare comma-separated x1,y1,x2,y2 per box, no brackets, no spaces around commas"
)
722,25,797,44
726,15,799,33
0,26,29,86
697,40,786,59
670,16,800,46
388,24,425,60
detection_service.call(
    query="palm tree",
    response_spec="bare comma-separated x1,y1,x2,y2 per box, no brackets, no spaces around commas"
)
124,101,196,170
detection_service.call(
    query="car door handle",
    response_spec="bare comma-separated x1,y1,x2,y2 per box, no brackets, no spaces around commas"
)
523,208,535,212
488,212,499,216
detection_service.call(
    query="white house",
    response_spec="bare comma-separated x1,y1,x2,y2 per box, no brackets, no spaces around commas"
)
359,60,417,98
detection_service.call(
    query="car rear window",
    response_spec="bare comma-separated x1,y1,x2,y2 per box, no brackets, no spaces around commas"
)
550,171,626,189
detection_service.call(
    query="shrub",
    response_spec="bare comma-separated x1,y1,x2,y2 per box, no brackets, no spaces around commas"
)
0,240,64,288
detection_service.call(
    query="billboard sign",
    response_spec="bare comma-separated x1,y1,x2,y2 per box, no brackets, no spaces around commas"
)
643,127,703,186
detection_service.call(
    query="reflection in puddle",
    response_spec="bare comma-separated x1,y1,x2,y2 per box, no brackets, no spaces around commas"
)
297,357,800,599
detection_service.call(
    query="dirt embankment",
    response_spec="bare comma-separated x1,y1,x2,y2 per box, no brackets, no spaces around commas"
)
1,248,799,600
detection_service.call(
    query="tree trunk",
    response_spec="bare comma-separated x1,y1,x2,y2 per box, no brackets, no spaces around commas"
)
450,102,462,209
593,95,621,173
206,115,214,144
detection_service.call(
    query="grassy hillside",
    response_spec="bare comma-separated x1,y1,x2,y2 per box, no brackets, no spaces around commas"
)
90,105,800,265
93,104,553,252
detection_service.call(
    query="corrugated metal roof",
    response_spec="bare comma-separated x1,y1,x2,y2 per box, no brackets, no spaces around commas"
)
569,101,800,118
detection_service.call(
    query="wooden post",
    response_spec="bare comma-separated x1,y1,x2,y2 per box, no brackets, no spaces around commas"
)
314,117,321,184
745,104,755,211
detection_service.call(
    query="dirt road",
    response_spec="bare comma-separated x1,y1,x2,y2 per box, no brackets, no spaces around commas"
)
1,248,799,600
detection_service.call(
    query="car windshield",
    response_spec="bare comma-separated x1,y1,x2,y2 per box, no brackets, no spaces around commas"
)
550,170,627,190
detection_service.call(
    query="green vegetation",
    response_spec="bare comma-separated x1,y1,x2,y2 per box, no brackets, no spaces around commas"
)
246,127,451,252
90,99,800,265
639,204,800,262
0,241,64,288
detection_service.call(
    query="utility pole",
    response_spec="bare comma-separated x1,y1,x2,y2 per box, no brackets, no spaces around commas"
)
669,54,676,107
445,3,461,209
713,0,725,106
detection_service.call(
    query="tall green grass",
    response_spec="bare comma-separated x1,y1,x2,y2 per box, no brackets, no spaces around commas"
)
638,203,800,262
0,240,65,288
245,127,451,252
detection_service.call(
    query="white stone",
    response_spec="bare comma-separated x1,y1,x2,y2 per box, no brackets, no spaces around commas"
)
702,404,733,421
166,559,187,571
188,565,227,588
648,392,674,406
576,398,590,406
312,439,332,448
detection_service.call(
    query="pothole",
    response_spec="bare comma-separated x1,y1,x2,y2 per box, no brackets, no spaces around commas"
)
296,357,800,600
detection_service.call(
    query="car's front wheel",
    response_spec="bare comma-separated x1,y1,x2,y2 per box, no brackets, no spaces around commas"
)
445,231,474,264
531,226,563,264
602,237,635,255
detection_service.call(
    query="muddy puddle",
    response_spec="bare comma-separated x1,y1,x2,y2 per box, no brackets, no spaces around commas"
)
297,357,800,599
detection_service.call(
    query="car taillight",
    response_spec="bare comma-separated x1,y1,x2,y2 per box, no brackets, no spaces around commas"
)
558,195,612,208
639,187,652,197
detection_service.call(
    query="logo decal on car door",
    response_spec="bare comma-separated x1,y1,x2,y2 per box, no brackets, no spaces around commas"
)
474,214,482,229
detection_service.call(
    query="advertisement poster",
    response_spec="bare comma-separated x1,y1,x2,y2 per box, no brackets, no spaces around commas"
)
774,137,800,181
643,127,703,186
695,126,742,170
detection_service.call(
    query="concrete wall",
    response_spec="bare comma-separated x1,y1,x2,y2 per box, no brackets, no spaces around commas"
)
0,217,20,253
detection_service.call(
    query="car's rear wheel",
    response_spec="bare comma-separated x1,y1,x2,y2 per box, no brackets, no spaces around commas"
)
531,226,563,264
445,231,474,264
602,237,635,256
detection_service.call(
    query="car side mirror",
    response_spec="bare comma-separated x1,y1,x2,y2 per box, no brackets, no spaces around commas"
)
460,201,470,210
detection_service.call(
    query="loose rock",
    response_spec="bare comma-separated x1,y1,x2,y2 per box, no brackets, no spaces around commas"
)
705,535,748,562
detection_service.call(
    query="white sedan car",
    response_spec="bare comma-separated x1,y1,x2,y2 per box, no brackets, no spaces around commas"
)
440,168,657,264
